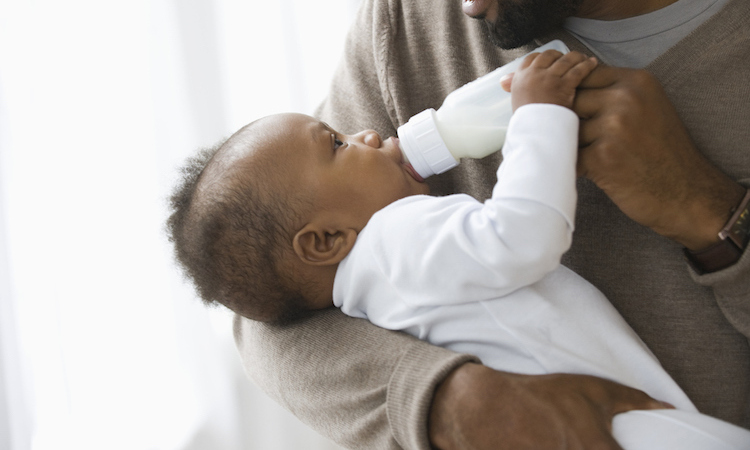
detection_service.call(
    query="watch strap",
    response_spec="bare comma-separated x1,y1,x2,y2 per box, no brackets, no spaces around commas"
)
685,189,750,274
685,238,743,274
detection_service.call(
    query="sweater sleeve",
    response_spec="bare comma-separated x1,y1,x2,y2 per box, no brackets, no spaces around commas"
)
690,181,750,343
233,311,477,449
233,1,479,448
647,0,750,346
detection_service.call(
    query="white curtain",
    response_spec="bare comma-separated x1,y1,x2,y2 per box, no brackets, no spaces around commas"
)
0,1,361,449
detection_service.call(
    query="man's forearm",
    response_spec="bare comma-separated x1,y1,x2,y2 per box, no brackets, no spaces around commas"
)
576,67,746,251
233,308,475,449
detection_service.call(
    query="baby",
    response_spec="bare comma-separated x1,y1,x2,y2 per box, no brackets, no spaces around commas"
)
167,50,750,449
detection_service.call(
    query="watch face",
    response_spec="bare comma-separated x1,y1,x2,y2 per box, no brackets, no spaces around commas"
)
719,191,750,251
728,205,750,249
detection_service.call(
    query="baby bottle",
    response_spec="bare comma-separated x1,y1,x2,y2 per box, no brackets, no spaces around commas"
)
398,40,569,179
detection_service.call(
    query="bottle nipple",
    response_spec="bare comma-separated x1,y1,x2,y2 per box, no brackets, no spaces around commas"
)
396,109,458,179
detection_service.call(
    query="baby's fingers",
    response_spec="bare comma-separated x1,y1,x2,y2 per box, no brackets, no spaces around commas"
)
499,72,514,92
562,55,599,86
546,50,588,75
526,49,565,69
519,51,542,70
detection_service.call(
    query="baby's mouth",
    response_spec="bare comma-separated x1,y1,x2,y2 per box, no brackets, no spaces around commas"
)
390,136,425,183
403,161,425,183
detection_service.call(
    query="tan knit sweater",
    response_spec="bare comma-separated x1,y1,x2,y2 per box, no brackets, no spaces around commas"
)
234,0,750,448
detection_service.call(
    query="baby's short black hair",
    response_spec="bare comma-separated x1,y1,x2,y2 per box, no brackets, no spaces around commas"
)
166,137,310,323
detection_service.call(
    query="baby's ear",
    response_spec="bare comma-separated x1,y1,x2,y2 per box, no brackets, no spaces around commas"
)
292,224,357,266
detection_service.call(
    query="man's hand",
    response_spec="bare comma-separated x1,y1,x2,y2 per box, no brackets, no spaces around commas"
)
573,65,745,250
429,363,671,450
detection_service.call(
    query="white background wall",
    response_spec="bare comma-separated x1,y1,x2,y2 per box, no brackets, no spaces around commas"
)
0,1,361,448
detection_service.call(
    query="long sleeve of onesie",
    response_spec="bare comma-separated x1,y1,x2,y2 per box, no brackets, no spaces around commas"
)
335,104,579,309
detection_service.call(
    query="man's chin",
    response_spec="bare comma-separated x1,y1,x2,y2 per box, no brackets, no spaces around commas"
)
478,0,582,49
484,22,536,49
482,18,542,49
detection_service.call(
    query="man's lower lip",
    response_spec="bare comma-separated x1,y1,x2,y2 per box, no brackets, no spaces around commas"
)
462,0,488,18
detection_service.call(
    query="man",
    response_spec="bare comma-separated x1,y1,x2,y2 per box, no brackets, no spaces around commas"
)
234,0,750,448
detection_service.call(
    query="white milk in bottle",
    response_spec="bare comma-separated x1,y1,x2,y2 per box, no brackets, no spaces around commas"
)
397,40,569,179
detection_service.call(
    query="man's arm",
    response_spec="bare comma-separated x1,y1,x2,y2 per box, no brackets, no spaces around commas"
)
574,65,750,340
575,66,745,252
234,312,668,450
233,310,476,449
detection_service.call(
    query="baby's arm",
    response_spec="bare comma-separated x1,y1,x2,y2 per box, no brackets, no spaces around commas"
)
360,105,580,306
368,54,598,306
505,50,597,111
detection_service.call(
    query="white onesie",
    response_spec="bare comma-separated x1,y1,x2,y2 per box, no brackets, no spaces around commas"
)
334,104,750,449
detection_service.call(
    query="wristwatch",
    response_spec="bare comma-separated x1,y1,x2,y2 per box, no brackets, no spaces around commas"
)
686,189,750,274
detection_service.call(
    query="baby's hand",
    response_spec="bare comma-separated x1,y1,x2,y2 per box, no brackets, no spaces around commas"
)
504,50,597,112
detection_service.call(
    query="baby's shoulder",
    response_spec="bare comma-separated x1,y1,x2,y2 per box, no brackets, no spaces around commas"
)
363,194,481,240
374,193,476,220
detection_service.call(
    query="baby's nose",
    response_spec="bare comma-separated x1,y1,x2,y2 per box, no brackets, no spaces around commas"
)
362,130,382,148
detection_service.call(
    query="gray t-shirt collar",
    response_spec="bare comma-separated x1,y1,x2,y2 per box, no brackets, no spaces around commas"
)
563,0,730,68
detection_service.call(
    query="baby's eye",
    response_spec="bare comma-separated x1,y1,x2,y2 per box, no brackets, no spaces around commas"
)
332,134,344,151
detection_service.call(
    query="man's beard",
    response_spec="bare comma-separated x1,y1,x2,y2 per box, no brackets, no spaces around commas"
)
484,0,583,49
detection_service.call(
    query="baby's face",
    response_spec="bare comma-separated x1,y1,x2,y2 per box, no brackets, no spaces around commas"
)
248,113,430,231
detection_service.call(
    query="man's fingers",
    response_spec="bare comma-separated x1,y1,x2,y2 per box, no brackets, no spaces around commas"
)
577,64,622,89
578,116,600,147
577,122,621,179
608,384,675,415
572,66,630,119
528,49,565,68
577,143,592,178
562,56,598,85
573,86,611,120
576,419,626,450
547,50,587,75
